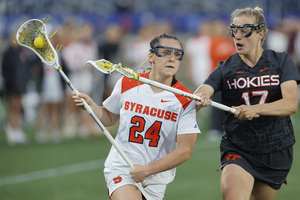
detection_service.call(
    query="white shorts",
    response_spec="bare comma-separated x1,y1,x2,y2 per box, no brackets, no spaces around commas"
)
104,169,166,200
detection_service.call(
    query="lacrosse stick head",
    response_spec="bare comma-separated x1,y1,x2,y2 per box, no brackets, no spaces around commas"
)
16,19,60,69
86,59,114,74
86,59,140,80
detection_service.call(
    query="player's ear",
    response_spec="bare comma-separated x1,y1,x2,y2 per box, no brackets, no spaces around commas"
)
149,52,154,64
258,30,264,41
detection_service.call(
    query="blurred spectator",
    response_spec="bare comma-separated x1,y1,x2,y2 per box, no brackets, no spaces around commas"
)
208,20,235,141
35,30,68,143
123,23,156,69
185,21,213,140
152,21,173,36
98,24,124,101
294,19,300,71
209,20,236,73
0,34,5,129
185,20,212,88
284,18,298,62
185,19,235,141
123,21,173,73
1,28,32,145
61,20,99,139
266,23,289,52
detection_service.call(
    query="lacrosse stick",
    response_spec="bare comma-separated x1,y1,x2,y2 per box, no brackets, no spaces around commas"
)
87,59,236,114
16,19,149,189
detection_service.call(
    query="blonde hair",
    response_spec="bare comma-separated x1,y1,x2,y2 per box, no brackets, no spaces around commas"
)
231,7,268,44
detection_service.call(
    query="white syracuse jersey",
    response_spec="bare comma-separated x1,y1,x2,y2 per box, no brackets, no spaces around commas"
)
103,72,201,185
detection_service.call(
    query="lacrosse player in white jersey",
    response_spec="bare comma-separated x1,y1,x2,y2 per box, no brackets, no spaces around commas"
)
73,33,200,200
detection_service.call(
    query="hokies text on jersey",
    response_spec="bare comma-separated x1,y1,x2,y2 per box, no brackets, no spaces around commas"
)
226,75,280,90
124,101,178,122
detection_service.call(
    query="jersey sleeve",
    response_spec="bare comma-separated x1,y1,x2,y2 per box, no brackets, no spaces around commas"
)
102,77,122,114
177,100,201,135
281,53,300,84
203,61,224,92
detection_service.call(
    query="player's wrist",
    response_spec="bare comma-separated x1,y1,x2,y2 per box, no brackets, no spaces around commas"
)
251,104,260,116
144,164,154,177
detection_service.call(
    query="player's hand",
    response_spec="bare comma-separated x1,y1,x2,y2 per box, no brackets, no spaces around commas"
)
193,92,212,111
233,105,256,121
72,92,96,110
130,164,148,183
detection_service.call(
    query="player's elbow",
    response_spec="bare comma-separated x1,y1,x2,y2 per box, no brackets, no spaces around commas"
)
280,98,298,116
181,147,194,161
288,99,298,115
290,104,298,115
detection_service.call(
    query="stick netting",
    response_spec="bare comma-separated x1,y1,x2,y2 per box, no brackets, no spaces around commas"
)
17,19,56,64
95,59,115,73
96,59,139,80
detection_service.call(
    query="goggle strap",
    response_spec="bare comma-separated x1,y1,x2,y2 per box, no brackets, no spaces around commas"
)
255,23,265,30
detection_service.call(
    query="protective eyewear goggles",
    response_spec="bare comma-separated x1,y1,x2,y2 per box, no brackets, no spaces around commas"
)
229,23,265,38
150,45,184,61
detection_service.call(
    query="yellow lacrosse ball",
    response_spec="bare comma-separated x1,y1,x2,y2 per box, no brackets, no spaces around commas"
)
34,37,45,48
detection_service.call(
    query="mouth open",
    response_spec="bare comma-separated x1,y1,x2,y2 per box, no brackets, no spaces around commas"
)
166,66,174,69
236,43,243,50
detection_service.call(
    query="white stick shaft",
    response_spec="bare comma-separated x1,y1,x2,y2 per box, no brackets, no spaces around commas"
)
139,77,236,114
57,69,148,187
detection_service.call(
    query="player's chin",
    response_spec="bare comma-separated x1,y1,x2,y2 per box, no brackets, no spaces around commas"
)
165,66,178,74
236,48,248,55
164,71,176,79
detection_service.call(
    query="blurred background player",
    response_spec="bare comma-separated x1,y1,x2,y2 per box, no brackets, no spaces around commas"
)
73,33,200,200
34,28,68,143
61,20,99,139
97,24,124,102
1,27,32,145
185,19,235,141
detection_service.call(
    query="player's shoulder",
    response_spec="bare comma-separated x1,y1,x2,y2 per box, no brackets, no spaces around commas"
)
172,81,194,110
263,49,289,61
262,49,293,68
121,72,148,94
218,53,240,68
173,80,192,93
264,49,287,56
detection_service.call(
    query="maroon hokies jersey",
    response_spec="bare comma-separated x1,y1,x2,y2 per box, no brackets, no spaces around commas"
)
204,50,300,154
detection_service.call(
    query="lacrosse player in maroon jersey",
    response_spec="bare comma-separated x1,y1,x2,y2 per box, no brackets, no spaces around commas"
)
73,33,200,200
194,7,300,200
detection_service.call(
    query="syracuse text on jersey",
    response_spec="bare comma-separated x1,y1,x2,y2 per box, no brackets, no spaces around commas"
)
226,74,280,89
124,101,178,122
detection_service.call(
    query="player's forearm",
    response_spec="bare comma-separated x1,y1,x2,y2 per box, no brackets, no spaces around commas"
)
253,98,298,116
145,147,193,177
253,81,298,116
145,134,197,176
94,106,119,126
193,84,215,111
194,84,215,97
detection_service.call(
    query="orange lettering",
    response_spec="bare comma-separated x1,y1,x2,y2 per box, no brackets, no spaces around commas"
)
124,101,130,110
130,102,136,111
164,111,171,120
226,154,242,161
113,176,122,184
150,108,157,116
135,104,143,113
142,106,150,115
171,113,178,122
157,109,165,118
